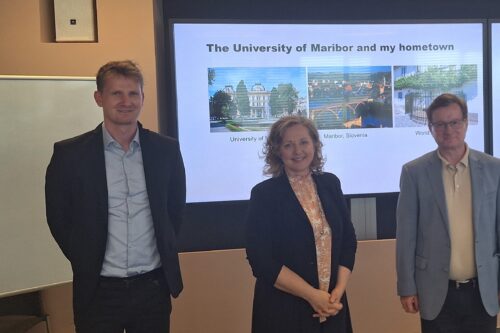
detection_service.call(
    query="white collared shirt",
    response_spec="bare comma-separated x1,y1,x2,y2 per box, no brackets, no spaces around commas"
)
100,124,161,277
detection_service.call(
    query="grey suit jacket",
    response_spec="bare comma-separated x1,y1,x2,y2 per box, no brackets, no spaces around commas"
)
396,148,500,320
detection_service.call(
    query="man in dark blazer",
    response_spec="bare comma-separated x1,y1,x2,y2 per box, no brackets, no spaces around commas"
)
45,60,186,333
396,93,500,333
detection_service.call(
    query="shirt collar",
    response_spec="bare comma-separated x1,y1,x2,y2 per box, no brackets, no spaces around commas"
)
102,123,140,150
437,144,469,168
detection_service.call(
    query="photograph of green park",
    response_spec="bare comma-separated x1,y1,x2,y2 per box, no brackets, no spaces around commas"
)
393,65,478,127
308,66,393,129
208,67,307,132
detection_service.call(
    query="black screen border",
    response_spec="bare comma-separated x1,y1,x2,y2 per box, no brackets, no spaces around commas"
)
488,19,500,156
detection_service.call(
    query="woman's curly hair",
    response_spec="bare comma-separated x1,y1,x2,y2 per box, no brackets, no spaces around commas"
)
263,115,325,177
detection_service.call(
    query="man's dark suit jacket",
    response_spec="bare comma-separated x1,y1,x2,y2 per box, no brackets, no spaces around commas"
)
246,172,357,333
45,123,186,323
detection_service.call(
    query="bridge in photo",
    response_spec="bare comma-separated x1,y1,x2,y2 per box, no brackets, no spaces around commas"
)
310,97,368,129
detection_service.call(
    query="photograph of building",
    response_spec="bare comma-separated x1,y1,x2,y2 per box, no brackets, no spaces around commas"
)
208,67,307,132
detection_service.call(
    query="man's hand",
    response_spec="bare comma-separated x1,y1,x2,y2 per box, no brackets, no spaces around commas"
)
400,295,419,313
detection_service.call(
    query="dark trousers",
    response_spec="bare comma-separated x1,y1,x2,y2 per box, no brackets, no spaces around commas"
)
421,279,497,333
76,268,172,333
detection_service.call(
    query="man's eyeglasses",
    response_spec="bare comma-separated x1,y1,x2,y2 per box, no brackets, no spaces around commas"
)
430,118,467,131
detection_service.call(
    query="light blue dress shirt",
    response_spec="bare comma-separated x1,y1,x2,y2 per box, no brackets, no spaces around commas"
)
100,124,161,277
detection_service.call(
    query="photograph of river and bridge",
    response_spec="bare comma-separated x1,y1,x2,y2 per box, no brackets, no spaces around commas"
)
308,66,392,129
393,65,479,127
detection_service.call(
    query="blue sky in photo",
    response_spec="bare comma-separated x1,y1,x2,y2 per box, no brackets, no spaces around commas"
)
208,67,308,97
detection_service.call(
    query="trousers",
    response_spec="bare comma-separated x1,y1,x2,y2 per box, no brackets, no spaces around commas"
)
76,268,172,333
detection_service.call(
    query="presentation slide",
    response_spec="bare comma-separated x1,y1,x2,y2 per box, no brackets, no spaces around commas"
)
171,22,485,203
492,23,500,157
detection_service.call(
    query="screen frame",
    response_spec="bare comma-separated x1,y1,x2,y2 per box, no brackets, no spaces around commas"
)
489,19,500,156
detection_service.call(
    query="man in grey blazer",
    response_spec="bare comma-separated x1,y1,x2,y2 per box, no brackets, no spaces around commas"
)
396,93,500,332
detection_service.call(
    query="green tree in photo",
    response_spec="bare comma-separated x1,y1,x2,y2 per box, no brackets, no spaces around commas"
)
277,83,299,115
209,90,235,119
394,65,477,91
208,68,216,86
236,80,250,117
269,87,280,116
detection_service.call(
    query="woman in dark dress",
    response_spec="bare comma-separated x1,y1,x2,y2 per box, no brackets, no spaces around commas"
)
246,115,357,333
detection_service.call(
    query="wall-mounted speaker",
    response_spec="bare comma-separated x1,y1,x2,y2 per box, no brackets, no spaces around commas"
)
54,0,97,42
